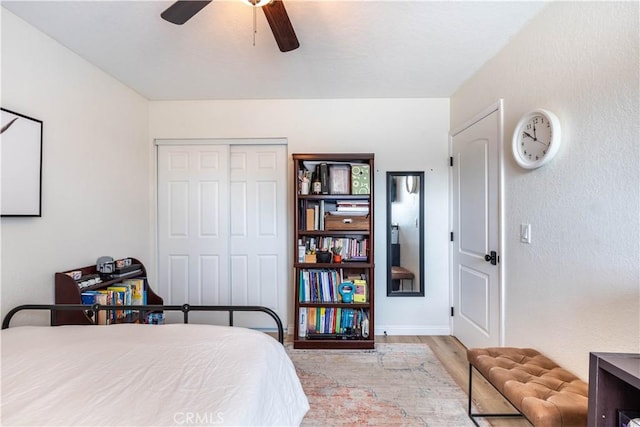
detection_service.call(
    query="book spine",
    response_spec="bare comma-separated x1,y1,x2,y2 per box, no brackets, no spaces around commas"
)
319,163,329,194
298,308,307,338
306,208,315,231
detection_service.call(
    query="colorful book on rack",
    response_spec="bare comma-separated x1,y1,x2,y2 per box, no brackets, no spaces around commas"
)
123,278,145,305
308,308,317,334
107,286,127,320
94,292,109,325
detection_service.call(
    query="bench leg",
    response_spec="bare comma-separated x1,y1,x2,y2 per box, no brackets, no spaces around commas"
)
467,363,524,426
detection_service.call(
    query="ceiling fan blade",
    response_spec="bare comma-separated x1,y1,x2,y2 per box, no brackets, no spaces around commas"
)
262,0,299,52
161,0,212,25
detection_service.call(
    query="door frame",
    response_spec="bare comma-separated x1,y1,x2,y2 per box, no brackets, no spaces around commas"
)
448,100,505,345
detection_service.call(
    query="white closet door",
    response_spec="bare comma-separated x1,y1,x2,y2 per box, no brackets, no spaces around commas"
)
229,145,287,327
157,142,287,328
157,145,230,306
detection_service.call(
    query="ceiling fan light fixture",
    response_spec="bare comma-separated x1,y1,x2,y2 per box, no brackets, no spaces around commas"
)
240,0,273,7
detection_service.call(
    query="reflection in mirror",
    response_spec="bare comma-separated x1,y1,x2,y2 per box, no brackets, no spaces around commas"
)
387,172,424,296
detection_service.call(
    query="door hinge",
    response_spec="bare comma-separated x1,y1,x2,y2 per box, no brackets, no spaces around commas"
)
449,156,454,167
450,307,454,317
450,231,454,242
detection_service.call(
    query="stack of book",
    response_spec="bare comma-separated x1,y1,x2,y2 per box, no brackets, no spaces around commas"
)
298,307,368,337
80,277,147,324
333,200,369,216
299,269,343,302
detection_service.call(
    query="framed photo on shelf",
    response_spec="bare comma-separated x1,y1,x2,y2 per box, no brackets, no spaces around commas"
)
1,108,43,216
329,164,350,195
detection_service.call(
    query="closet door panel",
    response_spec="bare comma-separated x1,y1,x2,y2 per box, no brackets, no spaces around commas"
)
230,145,287,326
158,145,230,305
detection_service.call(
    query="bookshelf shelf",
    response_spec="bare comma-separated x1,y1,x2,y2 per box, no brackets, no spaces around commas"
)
298,302,370,308
293,153,375,350
53,257,163,326
297,230,371,237
294,262,374,269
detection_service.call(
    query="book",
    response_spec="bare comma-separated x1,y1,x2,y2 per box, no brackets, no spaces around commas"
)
107,286,128,320
319,200,325,230
94,292,109,325
353,279,367,303
351,164,370,194
123,278,145,305
97,290,114,323
81,291,98,305
319,163,329,194
306,208,315,231
308,308,317,334
298,308,308,337
314,205,320,230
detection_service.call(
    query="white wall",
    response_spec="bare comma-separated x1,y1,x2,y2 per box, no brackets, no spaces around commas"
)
149,99,451,335
0,10,151,322
451,1,640,379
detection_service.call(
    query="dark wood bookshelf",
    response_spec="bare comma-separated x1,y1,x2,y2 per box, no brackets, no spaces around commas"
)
53,257,163,326
293,153,375,350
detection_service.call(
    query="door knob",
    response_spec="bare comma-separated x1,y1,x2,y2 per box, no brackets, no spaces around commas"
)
484,251,498,265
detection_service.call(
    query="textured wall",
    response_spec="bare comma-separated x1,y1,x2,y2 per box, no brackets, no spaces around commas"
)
1,10,151,323
451,1,640,379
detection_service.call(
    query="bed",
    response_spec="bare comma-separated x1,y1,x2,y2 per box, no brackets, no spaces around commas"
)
1,305,309,426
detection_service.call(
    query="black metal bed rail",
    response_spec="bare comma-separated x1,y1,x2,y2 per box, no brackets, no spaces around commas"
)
1,304,284,344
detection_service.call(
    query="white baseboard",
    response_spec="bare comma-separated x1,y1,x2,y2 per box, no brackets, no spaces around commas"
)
375,325,451,336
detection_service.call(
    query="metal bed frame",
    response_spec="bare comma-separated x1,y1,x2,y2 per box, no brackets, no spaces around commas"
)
1,304,284,344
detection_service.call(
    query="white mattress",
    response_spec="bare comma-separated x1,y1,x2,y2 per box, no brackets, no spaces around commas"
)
1,324,309,426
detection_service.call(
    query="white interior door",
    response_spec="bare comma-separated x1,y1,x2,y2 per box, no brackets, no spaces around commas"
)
451,104,502,349
157,142,287,328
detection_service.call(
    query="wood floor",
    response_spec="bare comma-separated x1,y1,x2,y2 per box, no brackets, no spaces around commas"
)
376,335,532,427
282,333,531,427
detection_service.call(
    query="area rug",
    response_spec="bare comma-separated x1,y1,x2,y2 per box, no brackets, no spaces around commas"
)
288,343,485,426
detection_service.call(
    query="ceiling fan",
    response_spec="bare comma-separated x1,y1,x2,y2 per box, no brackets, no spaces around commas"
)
161,0,300,52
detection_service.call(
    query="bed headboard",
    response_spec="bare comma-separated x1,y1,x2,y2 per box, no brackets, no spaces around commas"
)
2,304,284,344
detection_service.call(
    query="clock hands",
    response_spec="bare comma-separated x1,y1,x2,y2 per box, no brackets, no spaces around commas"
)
523,123,549,147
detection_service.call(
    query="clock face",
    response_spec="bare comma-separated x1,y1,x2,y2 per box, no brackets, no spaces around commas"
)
512,109,561,169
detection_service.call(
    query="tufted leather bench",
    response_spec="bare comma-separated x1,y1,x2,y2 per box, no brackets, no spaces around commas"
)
467,347,588,427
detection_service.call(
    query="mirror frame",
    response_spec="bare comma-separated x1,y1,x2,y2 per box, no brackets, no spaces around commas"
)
386,171,425,297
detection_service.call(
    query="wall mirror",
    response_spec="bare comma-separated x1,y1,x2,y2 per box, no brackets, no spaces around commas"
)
386,172,424,296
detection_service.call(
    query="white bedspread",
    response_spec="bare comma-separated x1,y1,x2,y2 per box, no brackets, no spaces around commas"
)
1,324,309,426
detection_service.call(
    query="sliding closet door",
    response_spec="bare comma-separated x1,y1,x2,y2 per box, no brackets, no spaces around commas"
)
157,141,287,327
229,145,287,326
157,144,231,306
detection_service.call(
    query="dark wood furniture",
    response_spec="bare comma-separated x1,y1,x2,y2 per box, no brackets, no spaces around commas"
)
293,153,374,349
53,257,162,325
588,352,640,427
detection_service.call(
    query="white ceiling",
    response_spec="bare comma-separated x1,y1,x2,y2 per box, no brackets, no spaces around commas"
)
2,0,549,100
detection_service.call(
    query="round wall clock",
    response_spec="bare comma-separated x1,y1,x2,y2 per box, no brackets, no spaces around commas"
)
512,108,562,169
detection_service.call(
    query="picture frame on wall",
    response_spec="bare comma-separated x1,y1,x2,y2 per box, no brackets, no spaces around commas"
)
1,108,43,217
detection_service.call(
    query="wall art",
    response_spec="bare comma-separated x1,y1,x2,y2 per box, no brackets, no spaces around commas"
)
1,108,43,216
